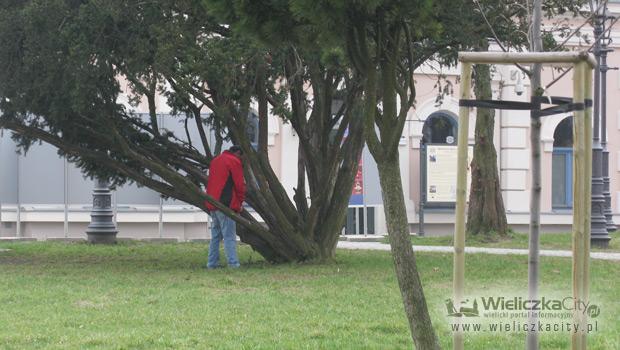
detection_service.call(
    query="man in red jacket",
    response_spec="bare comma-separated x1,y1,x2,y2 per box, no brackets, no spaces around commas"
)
206,145,246,268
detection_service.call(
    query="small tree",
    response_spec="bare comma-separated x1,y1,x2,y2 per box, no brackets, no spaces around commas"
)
346,11,442,349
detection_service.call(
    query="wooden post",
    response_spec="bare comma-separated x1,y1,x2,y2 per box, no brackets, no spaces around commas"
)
584,64,593,349
571,61,591,350
579,60,593,349
453,62,472,350
570,60,584,350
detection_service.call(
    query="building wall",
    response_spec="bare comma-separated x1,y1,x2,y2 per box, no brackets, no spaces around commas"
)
403,8,620,235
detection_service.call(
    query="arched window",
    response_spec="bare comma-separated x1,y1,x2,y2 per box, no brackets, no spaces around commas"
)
552,117,573,209
422,112,458,145
421,112,459,209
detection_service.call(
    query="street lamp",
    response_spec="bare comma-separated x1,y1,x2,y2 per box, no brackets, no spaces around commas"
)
590,3,615,247
590,5,609,247
85,178,118,243
599,9,618,235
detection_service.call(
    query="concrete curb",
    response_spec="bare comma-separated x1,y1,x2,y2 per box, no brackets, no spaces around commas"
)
336,241,620,261
340,235,386,242
0,237,243,244
45,238,86,242
0,237,37,242
138,238,179,243
188,238,210,243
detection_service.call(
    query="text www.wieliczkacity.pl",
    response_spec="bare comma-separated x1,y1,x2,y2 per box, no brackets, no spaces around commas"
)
451,320,599,334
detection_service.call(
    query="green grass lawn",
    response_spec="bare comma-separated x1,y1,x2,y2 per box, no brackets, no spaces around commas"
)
0,242,618,349
394,231,620,252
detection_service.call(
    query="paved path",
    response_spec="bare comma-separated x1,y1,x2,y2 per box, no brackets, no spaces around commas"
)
337,241,620,261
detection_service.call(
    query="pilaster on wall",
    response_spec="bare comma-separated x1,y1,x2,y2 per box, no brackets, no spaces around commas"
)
498,66,531,212
398,132,417,222
278,121,298,201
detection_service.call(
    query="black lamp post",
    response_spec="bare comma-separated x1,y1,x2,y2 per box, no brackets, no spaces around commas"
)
85,178,118,243
591,4,615,247
590,11,609,246
600,12,618,235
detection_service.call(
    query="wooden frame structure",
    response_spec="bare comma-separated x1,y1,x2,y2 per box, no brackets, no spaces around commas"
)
454,51,594,350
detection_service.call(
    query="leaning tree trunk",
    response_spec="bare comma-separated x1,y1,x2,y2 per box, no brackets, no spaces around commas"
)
467,60,508,237
207,52,366,263
377,154,441,350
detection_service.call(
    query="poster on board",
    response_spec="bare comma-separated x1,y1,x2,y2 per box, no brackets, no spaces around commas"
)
425,144,473,203
350,157,364,205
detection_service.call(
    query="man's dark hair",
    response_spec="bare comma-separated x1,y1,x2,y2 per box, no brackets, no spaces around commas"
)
229,145,243,155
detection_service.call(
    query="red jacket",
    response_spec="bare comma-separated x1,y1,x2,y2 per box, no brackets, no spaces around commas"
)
206,151,246,212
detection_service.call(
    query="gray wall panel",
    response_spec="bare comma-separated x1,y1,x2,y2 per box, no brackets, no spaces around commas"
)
19,142,64,204
66,157,165,206
67,161,95,205
115,184,160,205
159,114,207,206
1,113,242,208
0,131,18,204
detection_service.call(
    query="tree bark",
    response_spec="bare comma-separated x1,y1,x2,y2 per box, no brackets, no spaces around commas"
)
467,59,508,237
377,154,441,350
527,0,543,348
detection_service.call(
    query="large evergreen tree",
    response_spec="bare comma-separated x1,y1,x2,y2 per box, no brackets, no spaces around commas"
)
0,0,364,262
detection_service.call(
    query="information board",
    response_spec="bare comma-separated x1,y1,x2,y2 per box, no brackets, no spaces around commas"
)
425,145,473,203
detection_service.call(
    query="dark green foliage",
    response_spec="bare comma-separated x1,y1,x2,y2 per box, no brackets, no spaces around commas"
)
0,0,364,263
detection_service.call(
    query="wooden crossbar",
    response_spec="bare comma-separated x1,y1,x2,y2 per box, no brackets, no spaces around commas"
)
458,51,596,68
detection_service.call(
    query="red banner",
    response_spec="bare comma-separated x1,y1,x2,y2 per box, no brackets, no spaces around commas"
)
352,159,363,195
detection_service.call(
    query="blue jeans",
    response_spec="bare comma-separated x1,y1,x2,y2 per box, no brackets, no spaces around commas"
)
207,211,240,268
